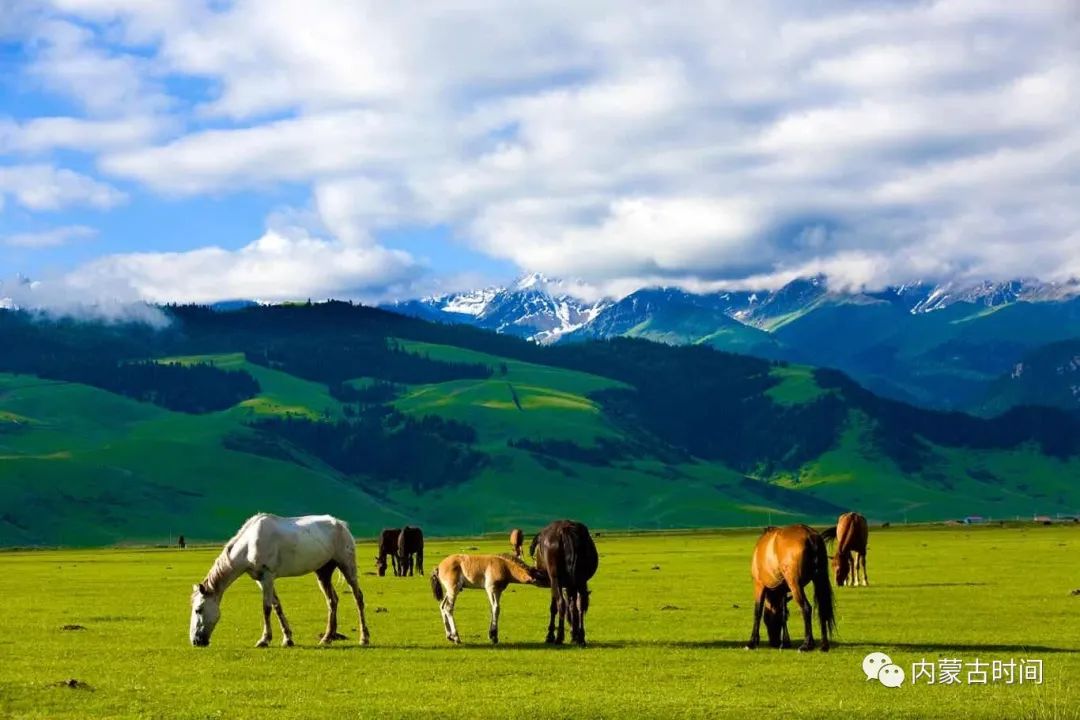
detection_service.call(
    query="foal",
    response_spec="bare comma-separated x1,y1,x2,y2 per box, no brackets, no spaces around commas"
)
430,554,546,644
510,528,524,559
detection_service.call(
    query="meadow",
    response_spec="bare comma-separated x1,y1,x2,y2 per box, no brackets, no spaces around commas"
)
1,525,1077,719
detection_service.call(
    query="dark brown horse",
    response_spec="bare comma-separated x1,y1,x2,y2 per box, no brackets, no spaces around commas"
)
375,528,401,576
530,520,599,646
509,528,524,559
746,524,835,652
396,526,424,576
821,512,869,587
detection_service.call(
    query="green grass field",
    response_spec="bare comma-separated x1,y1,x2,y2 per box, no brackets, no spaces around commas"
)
1,525,1076,719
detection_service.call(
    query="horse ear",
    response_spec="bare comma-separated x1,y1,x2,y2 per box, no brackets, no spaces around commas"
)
195,583,208,595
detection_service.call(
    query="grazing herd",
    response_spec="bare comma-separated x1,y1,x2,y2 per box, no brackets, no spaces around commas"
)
189,511,869,651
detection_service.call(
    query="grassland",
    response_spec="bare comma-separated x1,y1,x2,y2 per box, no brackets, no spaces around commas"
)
0,525,1077,719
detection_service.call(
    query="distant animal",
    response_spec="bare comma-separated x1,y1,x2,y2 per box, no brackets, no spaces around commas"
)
510,528,524,559
396,526,425,576
822,512,869,587
375,528,402,576
430,554,547,644
189,513,370,648
530,520,599,646
746,524,834,652
178,535,186,550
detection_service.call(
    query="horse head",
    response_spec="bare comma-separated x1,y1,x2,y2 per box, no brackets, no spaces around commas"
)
190,583,222,647
375,554,388,576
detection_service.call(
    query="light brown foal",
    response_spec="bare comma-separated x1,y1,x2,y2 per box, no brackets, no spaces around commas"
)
430,554,545,644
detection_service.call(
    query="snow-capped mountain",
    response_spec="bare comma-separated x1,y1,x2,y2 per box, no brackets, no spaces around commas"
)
381,273,608,344
386,274,1080,344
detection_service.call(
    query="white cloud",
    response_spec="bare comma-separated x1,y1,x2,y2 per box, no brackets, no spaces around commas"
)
68,224,421,304
8,0,1079,299
2,224,96,248
0,165,126,211
0,116,165,154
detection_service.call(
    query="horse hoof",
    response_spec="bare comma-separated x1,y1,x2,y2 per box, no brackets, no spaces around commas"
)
545,634,556,644
255,639,270,648
282,638,294,648
820,643,830,652
798,643,814,653
359,635,370,646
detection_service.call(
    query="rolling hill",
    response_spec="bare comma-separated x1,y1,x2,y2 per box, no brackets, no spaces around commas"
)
1,302,1078,546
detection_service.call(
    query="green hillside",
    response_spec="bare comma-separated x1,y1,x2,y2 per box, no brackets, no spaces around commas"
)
1,303,1078,546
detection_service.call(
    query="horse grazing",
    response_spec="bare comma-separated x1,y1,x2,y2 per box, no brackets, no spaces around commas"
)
821,512,869,587
509,528,524,559
396,526,425,576
530,520,599,646
189,513,370,648
375,527,401,576
746,524,834,652
430,554,547,644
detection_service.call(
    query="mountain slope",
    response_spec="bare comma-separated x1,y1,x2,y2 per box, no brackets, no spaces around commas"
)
978,339,1080,417
2,303,1079,546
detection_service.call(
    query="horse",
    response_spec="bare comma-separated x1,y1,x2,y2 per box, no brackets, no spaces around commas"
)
189,513,371,648
395,526,425,576
530,520,599,646
375,527,401,576
509,528,524,559
746,524,834,652
821,512,870,587
430,553,547,644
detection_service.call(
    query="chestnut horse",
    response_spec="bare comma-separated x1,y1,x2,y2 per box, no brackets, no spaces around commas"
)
430,554,546,644
396,526,425,576
509,528,524,559
822,512,869,587
746,524,834,652
375,528,401,576
530,520,599,646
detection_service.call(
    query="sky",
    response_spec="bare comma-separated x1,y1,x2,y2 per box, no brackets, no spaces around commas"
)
0,0,1078,308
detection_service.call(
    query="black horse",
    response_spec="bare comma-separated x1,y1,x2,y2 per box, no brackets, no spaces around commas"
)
530,520,598,646
396,526,424,576
375,528,401,576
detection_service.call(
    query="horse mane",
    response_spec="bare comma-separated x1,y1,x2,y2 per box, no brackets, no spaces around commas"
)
198,513,268,595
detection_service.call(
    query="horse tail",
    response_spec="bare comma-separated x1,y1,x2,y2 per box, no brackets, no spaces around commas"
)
813,534,836,635
529,533,540,559
819,525,837,542
563,527,579,582
430,567,443,602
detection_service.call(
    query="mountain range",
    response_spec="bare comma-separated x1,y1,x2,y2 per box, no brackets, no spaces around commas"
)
385,274,1080,414
2,301,1079,546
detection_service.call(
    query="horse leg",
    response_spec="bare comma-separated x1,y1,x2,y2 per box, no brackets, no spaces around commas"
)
745,582,765,650
573,588,588,646
789,583,815,652
255,575,275,648
272,591,294,647
339,560,371,645
545,584,560,644
442,590,461,644
555,589,568,645
780,602,792,650
486,584,502,644
860,550,869,586
316,563,345,644
416,549,424,576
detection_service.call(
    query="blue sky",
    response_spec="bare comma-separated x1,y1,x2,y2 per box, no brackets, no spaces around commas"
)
1,1,1078,307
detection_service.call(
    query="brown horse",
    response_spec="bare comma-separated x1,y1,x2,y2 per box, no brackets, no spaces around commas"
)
746,524,835,652
509,528,524,559
375,528,401,576
430,554,547,644
530,520,599,646
822,512,869,587
396,526,424,576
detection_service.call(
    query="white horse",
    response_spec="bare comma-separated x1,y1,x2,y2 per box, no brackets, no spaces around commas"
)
190,513,371,648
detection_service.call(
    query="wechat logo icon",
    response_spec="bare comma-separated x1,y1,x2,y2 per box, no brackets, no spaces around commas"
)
863,651,905,688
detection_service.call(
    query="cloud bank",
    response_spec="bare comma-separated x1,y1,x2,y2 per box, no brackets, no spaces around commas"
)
3,0,1078,301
